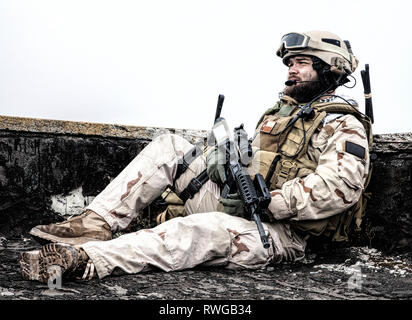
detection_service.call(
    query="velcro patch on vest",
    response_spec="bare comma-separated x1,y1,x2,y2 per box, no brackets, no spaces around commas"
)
261,120,277,133
345,141,366,159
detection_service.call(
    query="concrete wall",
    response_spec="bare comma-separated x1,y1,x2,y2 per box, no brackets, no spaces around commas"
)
364,133,412,252
0,115,411,253
0,115,207,237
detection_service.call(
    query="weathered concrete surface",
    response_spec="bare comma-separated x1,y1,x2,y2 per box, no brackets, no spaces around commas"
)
363,133,412,252
0,115,207,238
0,115,411,301
0,114,207,141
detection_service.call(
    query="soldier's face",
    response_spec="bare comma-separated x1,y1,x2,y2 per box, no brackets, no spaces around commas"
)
283,55,324,102
286,55,318,84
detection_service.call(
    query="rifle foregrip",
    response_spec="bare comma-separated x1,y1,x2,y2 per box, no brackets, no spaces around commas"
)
228,163,257,206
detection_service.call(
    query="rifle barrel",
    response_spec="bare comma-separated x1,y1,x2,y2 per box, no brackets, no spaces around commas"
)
252,213,270,248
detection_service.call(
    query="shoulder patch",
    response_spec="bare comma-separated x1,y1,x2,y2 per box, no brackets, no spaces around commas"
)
345,141,365,159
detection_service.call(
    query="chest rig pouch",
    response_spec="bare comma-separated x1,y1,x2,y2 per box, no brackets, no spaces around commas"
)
250,99,326,190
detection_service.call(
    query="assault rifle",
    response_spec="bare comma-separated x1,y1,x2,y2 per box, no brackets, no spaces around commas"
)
211,94,271,249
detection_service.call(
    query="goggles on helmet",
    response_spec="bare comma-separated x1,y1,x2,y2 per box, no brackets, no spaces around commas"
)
279,32,310,50
276,32,351,62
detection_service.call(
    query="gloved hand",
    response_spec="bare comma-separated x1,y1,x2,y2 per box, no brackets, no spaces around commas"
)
206,146,227,185
218,193,247,218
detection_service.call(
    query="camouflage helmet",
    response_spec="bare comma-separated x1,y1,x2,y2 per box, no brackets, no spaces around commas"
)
276,31,358,75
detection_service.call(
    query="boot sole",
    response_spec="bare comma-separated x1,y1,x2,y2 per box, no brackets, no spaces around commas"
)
29,227,106,246
20,243,77,284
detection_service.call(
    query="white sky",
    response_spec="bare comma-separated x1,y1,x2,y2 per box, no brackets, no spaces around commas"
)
1,0,411,135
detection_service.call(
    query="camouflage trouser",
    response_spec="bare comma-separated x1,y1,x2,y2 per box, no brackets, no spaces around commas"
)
86,133,220,232
81,134,307,279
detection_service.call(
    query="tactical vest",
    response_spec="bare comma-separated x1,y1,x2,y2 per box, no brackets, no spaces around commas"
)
250,95,373,242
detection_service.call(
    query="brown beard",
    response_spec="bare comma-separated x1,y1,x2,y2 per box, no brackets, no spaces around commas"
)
283,79,325,103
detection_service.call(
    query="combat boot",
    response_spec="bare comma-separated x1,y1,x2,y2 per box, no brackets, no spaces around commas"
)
29,209,112,246
20,243,95,283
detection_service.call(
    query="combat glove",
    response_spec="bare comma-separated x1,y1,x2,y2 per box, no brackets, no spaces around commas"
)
218,193,247,218
206,146,227,185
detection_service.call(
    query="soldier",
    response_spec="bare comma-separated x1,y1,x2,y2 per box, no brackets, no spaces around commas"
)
20,31,372,283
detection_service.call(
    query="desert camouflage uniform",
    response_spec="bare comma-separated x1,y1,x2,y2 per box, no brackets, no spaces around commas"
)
77,96,369,280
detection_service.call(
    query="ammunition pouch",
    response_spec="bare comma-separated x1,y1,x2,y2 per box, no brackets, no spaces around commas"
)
156,189,186,225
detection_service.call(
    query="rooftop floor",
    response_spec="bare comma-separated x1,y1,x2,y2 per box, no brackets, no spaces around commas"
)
1,236,411,301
